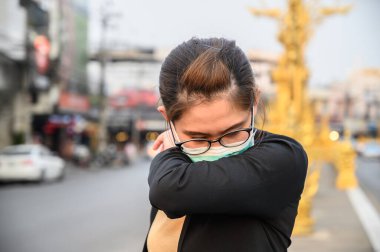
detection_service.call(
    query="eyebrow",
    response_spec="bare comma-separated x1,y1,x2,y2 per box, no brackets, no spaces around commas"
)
182,117,248,137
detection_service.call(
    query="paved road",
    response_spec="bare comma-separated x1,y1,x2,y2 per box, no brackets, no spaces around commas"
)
0,159,152,252
290,162,375,252
0,156,379,252
356,157,380,210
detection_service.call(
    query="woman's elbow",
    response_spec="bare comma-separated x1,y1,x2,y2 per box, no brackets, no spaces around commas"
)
149,182,183,215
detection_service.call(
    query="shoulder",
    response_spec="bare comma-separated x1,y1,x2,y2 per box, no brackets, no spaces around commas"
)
252,129,307,155
246,129,308,173
255,129,304,146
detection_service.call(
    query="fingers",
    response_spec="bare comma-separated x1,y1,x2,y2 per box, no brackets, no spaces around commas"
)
152,130,175,152
152,133,164,150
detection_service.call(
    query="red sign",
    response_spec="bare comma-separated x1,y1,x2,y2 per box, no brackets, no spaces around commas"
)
33,35,51,74
109,89,158,109
59,92,90,113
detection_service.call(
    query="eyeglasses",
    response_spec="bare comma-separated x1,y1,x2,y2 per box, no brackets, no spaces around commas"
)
169,109,254,155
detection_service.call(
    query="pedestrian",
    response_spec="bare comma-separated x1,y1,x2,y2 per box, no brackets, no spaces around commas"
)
143,37,308,252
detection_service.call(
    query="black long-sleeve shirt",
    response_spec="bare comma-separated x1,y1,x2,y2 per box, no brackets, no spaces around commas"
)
143,130,308,252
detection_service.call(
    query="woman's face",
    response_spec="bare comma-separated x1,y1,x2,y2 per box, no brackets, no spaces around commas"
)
170,98,252,147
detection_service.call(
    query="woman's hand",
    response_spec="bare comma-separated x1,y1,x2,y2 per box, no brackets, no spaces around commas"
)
152,130,176,153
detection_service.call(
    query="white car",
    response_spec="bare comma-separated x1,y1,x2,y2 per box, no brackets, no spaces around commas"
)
0,144,65,182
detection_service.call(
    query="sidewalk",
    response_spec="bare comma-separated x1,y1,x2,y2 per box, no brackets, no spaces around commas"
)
289,165,374,252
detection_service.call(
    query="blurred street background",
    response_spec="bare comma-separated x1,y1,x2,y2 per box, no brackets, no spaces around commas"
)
0,0,379,251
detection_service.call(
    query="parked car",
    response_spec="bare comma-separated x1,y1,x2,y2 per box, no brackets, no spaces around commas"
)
0,144,65,182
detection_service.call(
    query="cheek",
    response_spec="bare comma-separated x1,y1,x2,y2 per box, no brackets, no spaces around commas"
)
175,130,187,141
182,141,209,149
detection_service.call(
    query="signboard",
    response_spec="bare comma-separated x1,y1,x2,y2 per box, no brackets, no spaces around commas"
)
33,35,51,74
109,89,158,109
135,119,166,131
58,92,90,113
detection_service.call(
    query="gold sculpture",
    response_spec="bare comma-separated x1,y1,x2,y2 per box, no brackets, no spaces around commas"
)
334,130,358,189
293,159,321,235
249,0,357,235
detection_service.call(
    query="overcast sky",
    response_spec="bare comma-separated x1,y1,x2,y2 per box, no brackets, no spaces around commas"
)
88,0,380,86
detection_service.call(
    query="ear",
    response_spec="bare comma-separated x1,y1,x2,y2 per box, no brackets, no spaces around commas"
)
157,105,169,121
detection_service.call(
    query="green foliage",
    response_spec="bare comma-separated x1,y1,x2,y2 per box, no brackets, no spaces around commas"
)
12,132,25,145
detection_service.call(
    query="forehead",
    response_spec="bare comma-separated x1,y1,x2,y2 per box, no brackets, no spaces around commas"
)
174,98,248,134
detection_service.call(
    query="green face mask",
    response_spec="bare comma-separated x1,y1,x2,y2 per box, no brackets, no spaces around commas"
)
186,129,257,162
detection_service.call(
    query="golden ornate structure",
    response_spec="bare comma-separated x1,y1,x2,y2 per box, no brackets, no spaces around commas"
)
249,0,357,235
334,130,359,189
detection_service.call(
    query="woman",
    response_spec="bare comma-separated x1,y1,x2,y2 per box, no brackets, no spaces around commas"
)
143,38,308,252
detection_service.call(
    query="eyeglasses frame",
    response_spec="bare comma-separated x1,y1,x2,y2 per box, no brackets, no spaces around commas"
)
169,108,254,155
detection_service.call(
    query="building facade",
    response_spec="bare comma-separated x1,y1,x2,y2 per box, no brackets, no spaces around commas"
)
0,0,91,155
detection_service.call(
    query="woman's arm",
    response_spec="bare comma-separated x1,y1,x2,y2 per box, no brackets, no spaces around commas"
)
148,132,308,219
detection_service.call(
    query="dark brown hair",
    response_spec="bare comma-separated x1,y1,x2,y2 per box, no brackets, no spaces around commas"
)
159,37,263,125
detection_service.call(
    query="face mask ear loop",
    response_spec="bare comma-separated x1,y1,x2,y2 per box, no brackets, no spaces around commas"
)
249,106,255,135
169,121,181,143
252,128,258,137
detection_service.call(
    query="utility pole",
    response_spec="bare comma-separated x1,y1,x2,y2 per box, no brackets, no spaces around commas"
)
19,0,49,144
97,0,121,151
